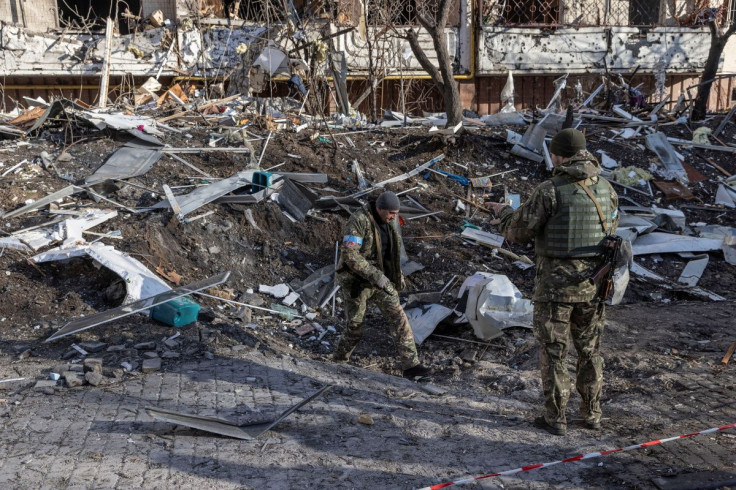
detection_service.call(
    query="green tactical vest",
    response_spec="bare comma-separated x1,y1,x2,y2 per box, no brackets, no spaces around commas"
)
536,175,613,258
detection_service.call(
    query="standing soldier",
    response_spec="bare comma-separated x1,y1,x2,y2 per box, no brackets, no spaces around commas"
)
332,191,431,381
489,129,619,436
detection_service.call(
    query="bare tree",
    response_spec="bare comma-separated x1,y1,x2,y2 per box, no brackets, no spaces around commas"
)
692,10,736,121
401,0,462,127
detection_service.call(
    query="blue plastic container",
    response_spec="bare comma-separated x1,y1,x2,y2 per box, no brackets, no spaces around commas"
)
150,297,201,327
250,171,273,193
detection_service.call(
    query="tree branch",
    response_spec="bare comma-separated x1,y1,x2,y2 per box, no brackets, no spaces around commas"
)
437,0,454,29
724,21,736,39
405,28,444,92
707,19,717,38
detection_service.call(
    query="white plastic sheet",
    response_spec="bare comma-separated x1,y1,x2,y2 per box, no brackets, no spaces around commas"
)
459,272,533,341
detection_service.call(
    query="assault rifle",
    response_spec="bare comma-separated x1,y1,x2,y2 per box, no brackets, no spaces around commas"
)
589,235,622,300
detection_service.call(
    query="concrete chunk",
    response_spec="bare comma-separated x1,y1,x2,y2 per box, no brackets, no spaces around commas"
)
34,380,58,393
163,339,179,349
83,358,103,374
63,372,84,387
142,358,161,373
134,341,156,350
85,372,104,386
78,341,107,353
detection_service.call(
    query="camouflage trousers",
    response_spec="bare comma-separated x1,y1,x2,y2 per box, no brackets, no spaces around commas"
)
333,274,419,370
534,300,605,429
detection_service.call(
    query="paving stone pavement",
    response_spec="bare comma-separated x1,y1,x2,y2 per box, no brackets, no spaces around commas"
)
0,347,734,489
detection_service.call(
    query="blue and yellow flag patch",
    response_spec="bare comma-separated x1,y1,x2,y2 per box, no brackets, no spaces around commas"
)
343,235,363,249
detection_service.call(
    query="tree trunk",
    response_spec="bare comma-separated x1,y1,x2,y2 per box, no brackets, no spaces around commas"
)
433,24,462,127
692,21,736,121
443,80,462,127
692,37,723,121
404,0,463,128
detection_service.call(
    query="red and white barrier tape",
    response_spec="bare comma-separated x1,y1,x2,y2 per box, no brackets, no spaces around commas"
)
418,422,736,490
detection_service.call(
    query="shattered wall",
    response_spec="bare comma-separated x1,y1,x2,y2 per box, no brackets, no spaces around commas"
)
0,0,58,32
478,26,713,74
177,24,269,76
0,25,173,77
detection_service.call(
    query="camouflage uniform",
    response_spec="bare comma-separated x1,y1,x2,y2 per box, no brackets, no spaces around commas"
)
333,203,420,370
496,150,619,430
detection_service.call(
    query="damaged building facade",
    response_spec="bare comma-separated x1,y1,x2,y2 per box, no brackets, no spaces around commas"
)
0,0,735,114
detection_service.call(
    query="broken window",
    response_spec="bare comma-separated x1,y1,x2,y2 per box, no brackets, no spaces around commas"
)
482,0,560,25
235,0,289,22
198,0,314,23
627,0,661,25
366,0,460,27
57,0,142,34
482,0,670,26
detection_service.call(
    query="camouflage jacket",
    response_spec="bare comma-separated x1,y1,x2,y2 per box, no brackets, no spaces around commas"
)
339,203,403,289
496,150,619,303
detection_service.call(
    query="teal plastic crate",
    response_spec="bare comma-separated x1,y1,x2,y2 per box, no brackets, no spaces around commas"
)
150,296,201,327
249,171,273,193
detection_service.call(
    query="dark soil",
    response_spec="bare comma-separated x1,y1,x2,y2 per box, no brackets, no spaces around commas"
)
1,109,735,388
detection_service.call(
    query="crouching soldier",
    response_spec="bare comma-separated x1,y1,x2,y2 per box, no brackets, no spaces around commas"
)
332,191,431,381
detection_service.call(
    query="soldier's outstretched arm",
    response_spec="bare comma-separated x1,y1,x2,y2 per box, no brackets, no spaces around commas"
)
496,181,557,244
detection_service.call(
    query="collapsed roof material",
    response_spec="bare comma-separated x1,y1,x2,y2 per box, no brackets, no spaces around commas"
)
32,242,171,304
632,232,724,255
145,385,331,440
152,170,256,217
459,273,533,341
86,139,165,185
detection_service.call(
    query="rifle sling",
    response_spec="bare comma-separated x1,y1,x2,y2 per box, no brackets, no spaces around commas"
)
576,180,609,234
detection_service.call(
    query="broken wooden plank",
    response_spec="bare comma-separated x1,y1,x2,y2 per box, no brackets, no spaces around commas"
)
162,184,182,218
714,103,736,138
695,154,732,177
1,185,80,219
667,137,736,154
722,342,736,365
98,18,114,109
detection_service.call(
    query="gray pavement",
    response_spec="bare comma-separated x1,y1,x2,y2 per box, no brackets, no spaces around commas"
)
0,342,734,489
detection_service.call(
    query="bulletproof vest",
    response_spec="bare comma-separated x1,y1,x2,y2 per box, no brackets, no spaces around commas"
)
536,175,612,258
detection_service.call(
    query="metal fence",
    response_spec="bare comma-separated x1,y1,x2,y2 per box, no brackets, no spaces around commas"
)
481,0,732,27
231,0,462,27
212,0,734,28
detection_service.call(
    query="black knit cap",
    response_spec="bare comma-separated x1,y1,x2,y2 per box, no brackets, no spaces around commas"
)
376,191,400,211
549,128,586,158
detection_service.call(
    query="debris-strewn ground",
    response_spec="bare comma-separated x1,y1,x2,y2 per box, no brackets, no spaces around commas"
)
0,107,735,489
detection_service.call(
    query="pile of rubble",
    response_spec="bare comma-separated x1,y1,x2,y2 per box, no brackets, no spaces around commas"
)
0,80,734,389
